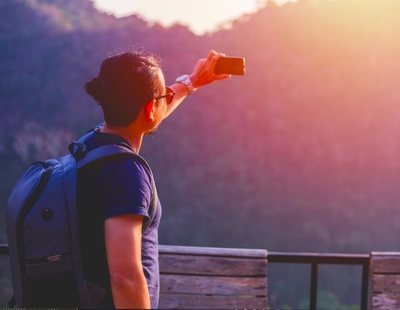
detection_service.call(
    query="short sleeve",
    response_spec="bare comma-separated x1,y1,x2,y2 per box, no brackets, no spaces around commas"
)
95,155,153,223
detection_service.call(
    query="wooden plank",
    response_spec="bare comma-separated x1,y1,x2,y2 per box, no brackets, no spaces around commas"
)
159,293,267,309
372,293,400,310
372,257,400,274
371,252,400,256
160,274,267,296
159,254,267,276
159,245,268,258
372,274,400,294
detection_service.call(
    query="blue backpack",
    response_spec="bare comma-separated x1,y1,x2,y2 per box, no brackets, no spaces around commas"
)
6,129,156,307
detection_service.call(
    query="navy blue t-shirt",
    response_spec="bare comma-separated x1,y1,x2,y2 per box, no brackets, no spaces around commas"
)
77,130,162,308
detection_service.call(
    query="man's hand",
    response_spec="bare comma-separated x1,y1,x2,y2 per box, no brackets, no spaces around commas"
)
189,50,231,90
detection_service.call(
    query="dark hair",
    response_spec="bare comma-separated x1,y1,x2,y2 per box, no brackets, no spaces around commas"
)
85,51,163,126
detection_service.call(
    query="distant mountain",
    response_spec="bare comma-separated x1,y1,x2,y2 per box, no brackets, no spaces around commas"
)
2,0,400,307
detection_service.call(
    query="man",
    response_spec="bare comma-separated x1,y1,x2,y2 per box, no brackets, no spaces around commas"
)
78,50,230,308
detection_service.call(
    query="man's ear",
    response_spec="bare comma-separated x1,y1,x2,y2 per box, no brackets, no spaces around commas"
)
143,99,156,122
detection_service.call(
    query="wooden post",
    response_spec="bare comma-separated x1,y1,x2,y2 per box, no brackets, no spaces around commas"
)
370,252,400,309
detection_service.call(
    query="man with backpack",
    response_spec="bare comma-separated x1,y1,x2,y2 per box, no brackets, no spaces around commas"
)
7,50,230,308
81,50,230,309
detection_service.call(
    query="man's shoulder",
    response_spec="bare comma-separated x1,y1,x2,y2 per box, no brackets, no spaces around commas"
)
83,153,152,181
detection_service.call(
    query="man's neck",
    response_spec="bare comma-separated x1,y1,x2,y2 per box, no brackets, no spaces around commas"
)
99,123,143,153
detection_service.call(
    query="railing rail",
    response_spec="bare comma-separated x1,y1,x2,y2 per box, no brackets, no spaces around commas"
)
268,251,370,310
0,244,369,310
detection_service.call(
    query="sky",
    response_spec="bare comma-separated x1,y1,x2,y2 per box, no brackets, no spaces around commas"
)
92,0,297,35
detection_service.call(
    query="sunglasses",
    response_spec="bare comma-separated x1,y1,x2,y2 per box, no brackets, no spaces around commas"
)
154,87,175,105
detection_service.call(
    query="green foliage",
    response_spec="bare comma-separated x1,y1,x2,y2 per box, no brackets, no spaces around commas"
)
299,290,346,309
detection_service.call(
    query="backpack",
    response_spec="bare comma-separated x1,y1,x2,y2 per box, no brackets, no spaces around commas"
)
6,128,157,308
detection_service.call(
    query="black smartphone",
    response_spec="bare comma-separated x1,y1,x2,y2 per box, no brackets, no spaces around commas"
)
214,57,245,75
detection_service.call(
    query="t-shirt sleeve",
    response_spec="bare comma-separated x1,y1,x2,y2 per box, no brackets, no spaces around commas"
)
95,155,153,223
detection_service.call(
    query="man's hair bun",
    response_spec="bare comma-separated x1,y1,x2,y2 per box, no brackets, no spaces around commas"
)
85,77,107,105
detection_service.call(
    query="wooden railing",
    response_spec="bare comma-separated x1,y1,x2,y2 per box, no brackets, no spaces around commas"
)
2,243,400,309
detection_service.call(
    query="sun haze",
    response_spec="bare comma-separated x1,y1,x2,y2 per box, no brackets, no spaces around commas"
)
91,0,297,35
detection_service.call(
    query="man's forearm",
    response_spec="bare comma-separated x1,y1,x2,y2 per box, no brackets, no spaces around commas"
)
164,82,193,119
110,273,150,309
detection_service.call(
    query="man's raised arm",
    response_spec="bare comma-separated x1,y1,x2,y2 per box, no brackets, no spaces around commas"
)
164,50,231,119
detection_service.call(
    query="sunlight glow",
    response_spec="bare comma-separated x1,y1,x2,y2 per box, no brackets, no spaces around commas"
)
91,0,297,35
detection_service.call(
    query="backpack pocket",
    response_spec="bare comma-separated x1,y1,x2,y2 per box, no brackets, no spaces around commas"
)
24,255,79,307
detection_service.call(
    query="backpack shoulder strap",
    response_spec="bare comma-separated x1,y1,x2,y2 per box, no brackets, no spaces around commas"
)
76,144,136,169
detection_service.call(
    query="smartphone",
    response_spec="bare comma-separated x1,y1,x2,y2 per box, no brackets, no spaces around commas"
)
214,57,245,75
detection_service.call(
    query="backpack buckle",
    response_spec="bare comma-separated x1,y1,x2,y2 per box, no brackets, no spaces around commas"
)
68,141,87,160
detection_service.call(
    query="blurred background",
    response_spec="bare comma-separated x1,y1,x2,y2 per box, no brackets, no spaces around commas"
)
1,0,400,308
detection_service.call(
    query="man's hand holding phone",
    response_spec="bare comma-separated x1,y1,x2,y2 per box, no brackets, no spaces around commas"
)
189,50,245,90
166,50,245,118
